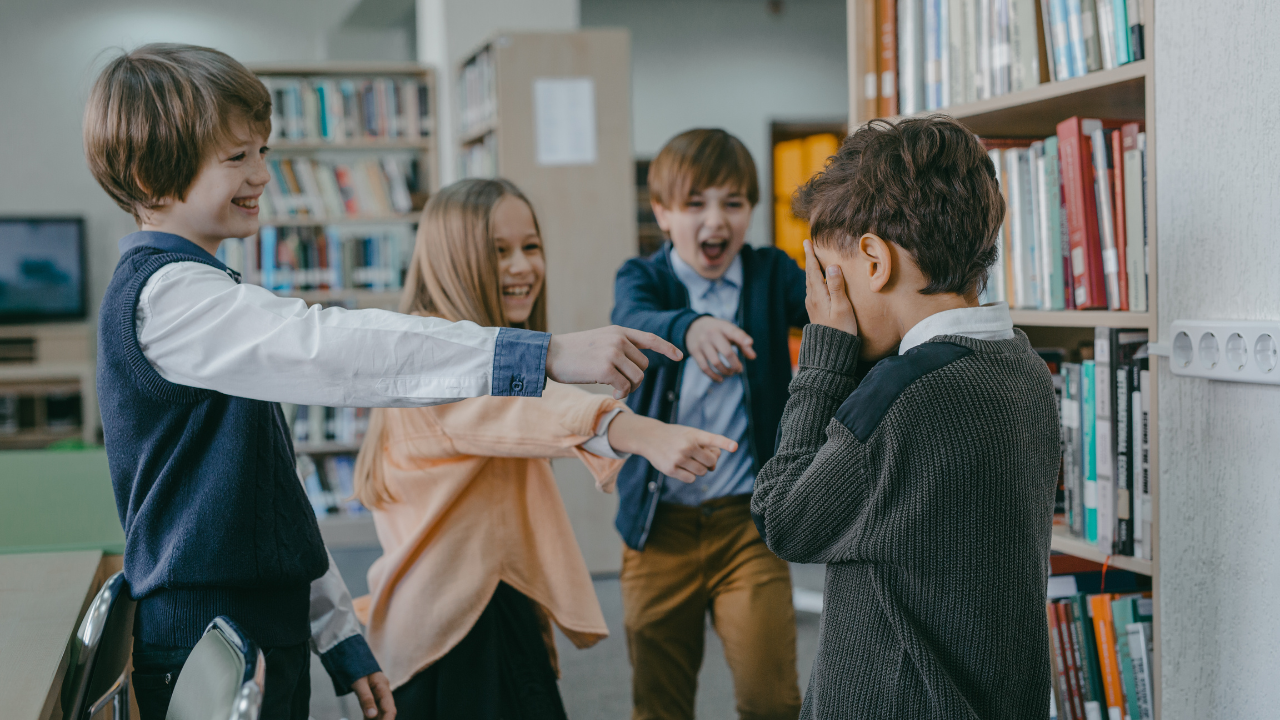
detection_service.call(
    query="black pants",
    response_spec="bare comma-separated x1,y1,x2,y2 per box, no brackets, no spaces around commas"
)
393,582,568,720
132,639,310,720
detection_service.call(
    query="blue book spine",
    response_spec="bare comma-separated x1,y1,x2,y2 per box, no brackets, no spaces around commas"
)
1112,0,1130,63
315,84,328,140
1044,136,1066,309
1050,0,1074,79
1065,0,1088,77
925,0,941,110
1082,359,1098,543
259,226,277,292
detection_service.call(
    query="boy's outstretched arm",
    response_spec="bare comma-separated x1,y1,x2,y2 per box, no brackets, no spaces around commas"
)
547,326,681,399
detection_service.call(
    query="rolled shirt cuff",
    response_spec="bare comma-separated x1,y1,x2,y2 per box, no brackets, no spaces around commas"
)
581,407,631,460
492,327,551,397
319,634,381,696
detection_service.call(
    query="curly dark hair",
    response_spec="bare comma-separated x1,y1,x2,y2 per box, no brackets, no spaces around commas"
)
793,115,1005,297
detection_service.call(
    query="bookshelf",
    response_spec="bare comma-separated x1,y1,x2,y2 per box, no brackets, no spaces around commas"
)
0,324,96,449
243,62,440,313
455,30,636,335
847,0,1160,715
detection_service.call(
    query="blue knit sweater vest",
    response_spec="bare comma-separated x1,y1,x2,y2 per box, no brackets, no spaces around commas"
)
98,232,328,648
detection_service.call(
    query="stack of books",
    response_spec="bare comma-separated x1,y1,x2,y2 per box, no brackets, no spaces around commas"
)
216,225,413,294
870,0,1146,116
1046,582,1155,720
262,75,431,143
458,49,497,139
980,117,1148,312
1043,326,1151,559
260,155,421,222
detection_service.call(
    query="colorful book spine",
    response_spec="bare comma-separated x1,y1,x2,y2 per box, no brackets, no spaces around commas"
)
1057,117,1108,309
1064,0,1088,77
1049,0,1075,79
1109,129,1130,311
1044,135,1067,308
1089,127,1121,308
1048,602,1077,720
879,0,901,116
1121,123,1147,311
1111,595,1152,720
1111,0,1130,64
1061,363,1083,536
1087,593,1125,720
1081,359,1098,543
1068,593,1106,716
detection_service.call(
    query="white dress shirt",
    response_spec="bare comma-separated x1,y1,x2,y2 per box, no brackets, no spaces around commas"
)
898,301,1016,354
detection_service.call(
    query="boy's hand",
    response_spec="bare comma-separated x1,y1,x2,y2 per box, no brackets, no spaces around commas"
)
804,240,858,336
607,412,738,483
547,326,683,399
351,672,396,719
685,316,757,382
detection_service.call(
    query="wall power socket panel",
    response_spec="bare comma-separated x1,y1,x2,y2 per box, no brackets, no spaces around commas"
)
1163,320,1280,385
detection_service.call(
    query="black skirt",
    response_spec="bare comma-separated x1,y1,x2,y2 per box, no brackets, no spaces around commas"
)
392,582,569,720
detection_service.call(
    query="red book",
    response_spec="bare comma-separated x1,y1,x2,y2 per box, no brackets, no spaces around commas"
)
1056,602,1088,720
333,165,360,215
315,228,330,290
1056,117,1123,309
877,0,898,118
1110,130,1130,310
1047,602,1078,720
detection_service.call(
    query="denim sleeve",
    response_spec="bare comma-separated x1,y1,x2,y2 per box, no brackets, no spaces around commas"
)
492,327,551,397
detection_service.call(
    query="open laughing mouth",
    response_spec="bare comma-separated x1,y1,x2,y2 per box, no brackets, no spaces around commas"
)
503,284,533,299
231,196,259,211
700,239,729,262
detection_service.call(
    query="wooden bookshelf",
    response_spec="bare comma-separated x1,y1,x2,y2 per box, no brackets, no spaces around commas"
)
848,0,1160,714
455,31,636,335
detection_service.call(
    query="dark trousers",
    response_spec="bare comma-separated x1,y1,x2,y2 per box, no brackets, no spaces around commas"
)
132,639,310,720
392,582,568,720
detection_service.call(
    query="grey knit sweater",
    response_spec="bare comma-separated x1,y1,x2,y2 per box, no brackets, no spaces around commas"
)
751,324,1060,719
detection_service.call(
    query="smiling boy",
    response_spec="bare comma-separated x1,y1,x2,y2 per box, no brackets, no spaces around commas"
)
86,44,681,720
611,129,808,720
751,116,1061,718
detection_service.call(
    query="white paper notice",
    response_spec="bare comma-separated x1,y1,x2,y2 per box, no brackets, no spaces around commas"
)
533,77,597,166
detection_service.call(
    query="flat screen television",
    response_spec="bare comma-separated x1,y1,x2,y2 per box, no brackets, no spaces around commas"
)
0,217,87,324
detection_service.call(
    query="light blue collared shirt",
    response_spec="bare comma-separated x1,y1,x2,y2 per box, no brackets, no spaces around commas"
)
662,251,756,506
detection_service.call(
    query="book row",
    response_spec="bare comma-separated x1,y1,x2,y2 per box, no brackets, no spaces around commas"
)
261,156,423,222
458,48,497,139
262,75,432,143
460,133,499,180
290,404,370,447
872,0,1146,117
215,226,413,294
981,117,1147,312
1046,587,1154,720
1042,326,1151,559
298,453,365,517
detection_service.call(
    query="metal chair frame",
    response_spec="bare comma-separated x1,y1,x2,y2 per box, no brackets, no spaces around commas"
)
62,571,135,720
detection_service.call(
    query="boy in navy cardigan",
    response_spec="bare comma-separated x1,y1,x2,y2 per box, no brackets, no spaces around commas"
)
85,44,682,720
611,129,808,720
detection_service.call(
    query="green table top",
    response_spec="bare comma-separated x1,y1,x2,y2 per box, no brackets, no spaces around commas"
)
0,449,125,555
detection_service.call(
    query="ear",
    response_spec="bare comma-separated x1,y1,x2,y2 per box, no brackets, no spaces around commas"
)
859,233,893,293
651,201,672,234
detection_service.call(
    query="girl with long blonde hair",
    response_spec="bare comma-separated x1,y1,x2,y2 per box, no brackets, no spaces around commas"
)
353,178,734,719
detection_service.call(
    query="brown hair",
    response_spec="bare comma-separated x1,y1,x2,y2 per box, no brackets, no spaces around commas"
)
83,43,272,219
354,178,546,508
649,128,760,209
794,115,1004,297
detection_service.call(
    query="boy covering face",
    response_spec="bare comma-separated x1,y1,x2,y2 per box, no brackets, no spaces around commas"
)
752,115,1061,719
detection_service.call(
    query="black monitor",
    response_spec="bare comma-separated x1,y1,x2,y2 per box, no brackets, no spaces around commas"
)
0,217,87,324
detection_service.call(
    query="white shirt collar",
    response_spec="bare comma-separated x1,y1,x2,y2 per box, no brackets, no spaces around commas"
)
669,248,743,296
897,302,1015,355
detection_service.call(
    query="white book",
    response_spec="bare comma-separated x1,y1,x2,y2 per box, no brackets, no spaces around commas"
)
1090,126,1121,307
899,0,928,115
1033,143,1055,309
962,0,980,103
991,0,1012,96
1095,0,1117,69
1126,622,1155,720
291,159,328,218
976,0,992,100
1124,131,1147,311
986,149,1007,303
948,0,968,104
1094,326,1113,553
1010,0,1041,91
1006,149,1038,308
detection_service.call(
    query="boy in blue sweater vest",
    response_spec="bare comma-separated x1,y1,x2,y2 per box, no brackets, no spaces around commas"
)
611,129,808,720
85,44,686,720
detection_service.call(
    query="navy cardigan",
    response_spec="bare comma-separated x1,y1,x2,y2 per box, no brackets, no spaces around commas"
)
610,243,808,550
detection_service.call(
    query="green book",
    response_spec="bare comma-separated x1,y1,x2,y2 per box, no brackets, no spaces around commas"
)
1111,594,1154,720
1068,593,1106,709
1043,135,1066,309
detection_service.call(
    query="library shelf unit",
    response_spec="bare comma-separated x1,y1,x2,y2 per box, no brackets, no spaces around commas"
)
0,324,97,449
846,0,1160,714
455,30,636,335
245,62,440,314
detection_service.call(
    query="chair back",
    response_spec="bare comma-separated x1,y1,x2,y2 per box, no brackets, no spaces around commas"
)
165,617,265,720
61,570,135,720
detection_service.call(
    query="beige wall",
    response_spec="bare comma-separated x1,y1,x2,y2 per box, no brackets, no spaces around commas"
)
1156,2,1280,717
